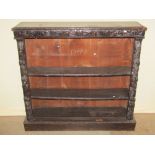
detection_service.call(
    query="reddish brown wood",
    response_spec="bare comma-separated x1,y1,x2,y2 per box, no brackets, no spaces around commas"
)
32,99,128,108
29,76,130,89
25,38,134,67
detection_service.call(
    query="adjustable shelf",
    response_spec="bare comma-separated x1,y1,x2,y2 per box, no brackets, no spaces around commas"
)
28,66,131,77
30,88,129,100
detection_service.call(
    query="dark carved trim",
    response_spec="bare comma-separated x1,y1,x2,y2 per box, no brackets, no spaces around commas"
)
13,28,146,39
127,38,142,120
17,39,33,120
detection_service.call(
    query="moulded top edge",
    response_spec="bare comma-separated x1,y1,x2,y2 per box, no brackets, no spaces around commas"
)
12,21,147,31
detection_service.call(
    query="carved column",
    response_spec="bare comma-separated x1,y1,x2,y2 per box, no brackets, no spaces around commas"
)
17,39,33,120
127,38,143,120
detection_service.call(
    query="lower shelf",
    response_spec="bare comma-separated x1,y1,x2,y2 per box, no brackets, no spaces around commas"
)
32,107,126,117
24,117,136,131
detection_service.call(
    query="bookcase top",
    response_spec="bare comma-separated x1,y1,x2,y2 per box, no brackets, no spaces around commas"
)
12,21,147,39
12,21,146,30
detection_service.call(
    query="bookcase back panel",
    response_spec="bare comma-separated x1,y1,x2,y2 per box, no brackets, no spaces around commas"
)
32,99,128,108
25,38,133,67
29,76,130,89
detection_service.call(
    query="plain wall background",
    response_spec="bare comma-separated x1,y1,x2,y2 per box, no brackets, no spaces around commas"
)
0,19,155,116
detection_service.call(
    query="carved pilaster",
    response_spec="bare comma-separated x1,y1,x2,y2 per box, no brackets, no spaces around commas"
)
127,38,142,120
17,39,32,120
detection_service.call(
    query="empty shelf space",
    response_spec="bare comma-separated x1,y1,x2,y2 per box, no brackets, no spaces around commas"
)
32,107,127,117
28,66,131,77
30,88,129,100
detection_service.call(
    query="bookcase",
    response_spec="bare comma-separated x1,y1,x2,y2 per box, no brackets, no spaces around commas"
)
12,22,146,130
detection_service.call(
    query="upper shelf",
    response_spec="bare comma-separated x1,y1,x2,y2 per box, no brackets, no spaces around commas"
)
28,66,131,77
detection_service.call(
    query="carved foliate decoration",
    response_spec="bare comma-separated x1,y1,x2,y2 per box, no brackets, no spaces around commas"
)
13,28,145,39
127,39,142,120
17,39,32,120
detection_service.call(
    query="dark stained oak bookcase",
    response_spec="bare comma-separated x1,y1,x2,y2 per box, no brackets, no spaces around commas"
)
12,22,147,131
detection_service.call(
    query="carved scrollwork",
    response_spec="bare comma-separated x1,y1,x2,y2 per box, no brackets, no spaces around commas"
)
127,99,135,120
127,38,142,120
17,39,32,120
14,28,146,39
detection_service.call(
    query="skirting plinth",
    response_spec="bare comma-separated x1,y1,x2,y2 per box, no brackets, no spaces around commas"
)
24,117,136,131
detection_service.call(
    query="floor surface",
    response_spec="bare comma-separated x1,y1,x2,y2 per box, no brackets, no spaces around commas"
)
0,113,154,135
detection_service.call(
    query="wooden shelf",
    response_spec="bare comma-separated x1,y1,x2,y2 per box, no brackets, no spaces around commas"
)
32,107,127,117
30,88,129,100
28,66,131,77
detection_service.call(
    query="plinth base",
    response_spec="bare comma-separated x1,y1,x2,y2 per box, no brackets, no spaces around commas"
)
24,117,136,131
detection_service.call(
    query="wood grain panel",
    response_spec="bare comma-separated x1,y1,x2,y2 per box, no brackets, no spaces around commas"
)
29,76,130,89
25,38,133,67
32,99,128,108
